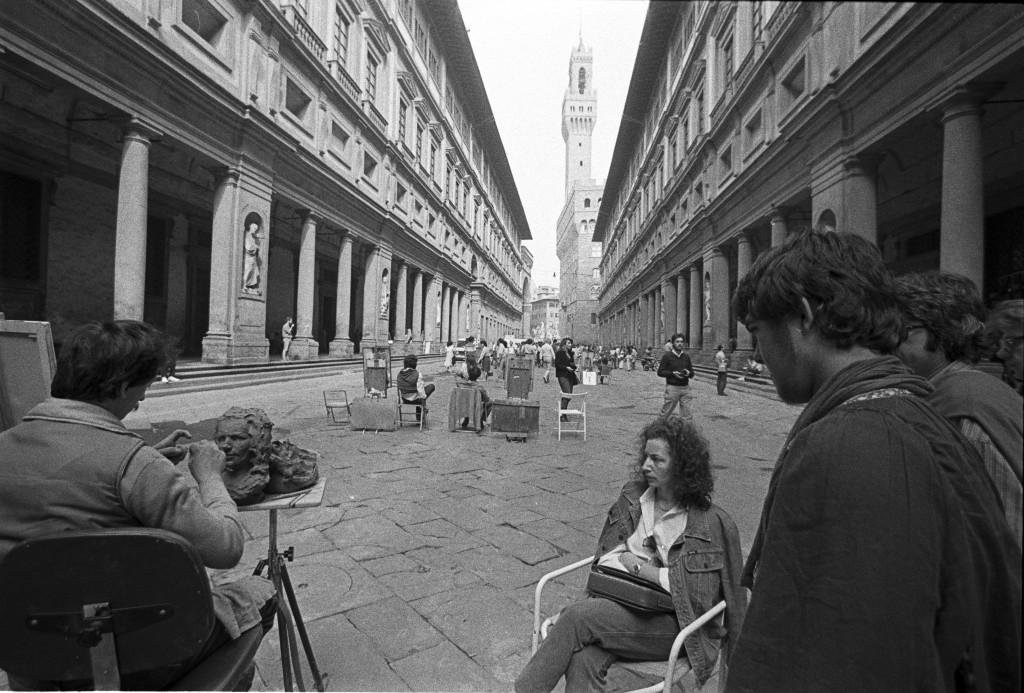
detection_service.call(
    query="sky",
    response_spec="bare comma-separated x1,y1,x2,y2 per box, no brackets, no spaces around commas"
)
458,0,649,293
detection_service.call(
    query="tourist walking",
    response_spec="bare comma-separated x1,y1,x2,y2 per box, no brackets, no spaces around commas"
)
539,339,556,383
443,340,454,371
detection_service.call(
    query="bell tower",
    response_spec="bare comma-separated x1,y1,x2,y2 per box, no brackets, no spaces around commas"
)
562,37,597,197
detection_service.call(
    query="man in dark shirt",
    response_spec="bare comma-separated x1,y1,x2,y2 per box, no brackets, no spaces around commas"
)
656,333,694,419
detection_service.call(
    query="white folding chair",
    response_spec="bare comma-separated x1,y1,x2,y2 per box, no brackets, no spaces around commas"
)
557,390,587,441
323,390,351,423
531,556,727,693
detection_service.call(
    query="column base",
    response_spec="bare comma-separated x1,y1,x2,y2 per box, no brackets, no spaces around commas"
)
288,337,321,361
201,332,269,365
329,338,355,358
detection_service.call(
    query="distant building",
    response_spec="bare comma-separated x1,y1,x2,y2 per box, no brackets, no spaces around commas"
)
556,38,603,344
534,285,558,301
0,0,531,362
595,2,1023,357
530,296,561,341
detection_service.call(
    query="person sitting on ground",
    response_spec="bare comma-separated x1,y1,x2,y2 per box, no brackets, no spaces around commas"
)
396,354,436,423
738,355,764,380
895,271,1022,547
0,320,277,690
456,364,491,430
515,416,746,693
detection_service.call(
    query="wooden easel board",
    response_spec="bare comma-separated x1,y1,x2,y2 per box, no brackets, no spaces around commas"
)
0,318,56,433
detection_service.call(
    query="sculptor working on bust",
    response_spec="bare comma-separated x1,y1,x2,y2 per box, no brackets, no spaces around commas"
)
0,320,277,689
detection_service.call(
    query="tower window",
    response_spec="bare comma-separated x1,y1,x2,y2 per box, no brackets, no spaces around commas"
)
578,67,587,94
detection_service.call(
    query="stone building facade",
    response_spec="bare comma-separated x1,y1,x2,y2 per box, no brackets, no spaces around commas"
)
594,2,1024,361
0,0,530,363
556,38,602,345
530,297,560,342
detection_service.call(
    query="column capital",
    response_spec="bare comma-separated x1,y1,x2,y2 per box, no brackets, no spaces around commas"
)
938,82,1005,121
296,209,323,225
115,116,162,141
769,205,790,223
736,230,753,246
339,233,354,247
209,166,241,185
843,153,884,176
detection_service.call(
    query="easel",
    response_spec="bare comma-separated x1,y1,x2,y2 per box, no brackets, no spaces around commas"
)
241,478,328,692
362,345,392,397
0,316,56,433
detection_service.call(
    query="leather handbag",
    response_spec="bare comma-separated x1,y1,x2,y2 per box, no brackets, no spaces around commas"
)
585,564,675,613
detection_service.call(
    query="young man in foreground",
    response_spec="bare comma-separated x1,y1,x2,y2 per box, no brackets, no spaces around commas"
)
727,230,1021,692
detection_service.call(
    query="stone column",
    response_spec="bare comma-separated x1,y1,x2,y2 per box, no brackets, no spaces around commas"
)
736,233,754,351
395,260,408,348
411,268,424,346
114,119,158,319
662,277,676,341
939,87,990,288
709,247,731,351
676,274,687,343
205,168,239,340
655,286,665,346
329,234,354,357
440,283,450,344
689,266,702,349
423,275,439,352
361,244,379,350
770,207,788,247
469,287,481,340
844,155,881,242
291,210,320,359
450,290,460,341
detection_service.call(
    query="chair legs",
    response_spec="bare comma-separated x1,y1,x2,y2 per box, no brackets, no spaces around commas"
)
398,402,426,430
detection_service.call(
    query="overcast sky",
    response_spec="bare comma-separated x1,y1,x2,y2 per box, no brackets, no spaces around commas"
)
459,0,649,292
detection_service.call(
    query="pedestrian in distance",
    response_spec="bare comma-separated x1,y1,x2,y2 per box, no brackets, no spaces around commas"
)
715,344,729,395
539,339,556,383
727,229,1021,693
894,270,1022,547
443,340,454,372
657,333,694,419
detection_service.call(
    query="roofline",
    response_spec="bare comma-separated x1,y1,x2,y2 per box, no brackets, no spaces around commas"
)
592,1,680,243
432,1,532,241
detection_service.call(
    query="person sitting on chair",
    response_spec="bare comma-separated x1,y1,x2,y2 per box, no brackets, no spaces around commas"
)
456,364,491,430
515,416,746,693
0,320,277,690
739,355,763,380
396,354,435,422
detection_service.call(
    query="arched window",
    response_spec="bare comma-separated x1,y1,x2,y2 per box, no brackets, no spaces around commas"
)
583,198,591,208
578,67,587,94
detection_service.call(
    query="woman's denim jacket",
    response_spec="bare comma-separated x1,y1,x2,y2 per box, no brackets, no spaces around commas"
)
595,479,747,689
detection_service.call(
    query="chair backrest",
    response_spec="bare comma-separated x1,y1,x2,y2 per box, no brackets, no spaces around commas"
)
0,528,214,684
448,386,484,430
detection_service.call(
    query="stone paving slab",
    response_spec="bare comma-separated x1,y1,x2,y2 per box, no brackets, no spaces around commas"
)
0,364,801,692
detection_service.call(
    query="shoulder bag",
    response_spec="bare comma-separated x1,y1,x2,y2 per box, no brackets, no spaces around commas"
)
585,564,675,613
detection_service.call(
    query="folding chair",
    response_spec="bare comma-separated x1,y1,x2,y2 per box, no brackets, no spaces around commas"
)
397,396,427,430
323,389,351,423
557,390,587,441
0,528,263,691
531,556,727,693
448,386,484,432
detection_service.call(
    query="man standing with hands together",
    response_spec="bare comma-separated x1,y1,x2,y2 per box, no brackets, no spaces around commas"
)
657,333,694,419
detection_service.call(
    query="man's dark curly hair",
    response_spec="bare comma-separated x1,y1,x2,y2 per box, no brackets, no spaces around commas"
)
894,271,994,364
732,229,905,352
51,320,167,402
633,417,713,511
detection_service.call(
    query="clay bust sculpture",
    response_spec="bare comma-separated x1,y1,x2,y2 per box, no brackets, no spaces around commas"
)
266,440,320,495
214,406,274,505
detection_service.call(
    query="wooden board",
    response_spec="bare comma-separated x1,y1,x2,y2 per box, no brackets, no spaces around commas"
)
491,398,541,435
0,319,56,433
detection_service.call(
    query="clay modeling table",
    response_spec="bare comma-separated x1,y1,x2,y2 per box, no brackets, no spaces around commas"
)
239,478,328,691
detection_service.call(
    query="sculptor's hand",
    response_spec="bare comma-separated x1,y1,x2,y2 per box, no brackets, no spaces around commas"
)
188,440,227,484
155,429,192,463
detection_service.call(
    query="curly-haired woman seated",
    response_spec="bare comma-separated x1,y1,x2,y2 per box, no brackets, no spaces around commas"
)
515,417,746,693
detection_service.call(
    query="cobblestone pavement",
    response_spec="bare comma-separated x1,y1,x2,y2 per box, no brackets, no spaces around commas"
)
0,366,801,692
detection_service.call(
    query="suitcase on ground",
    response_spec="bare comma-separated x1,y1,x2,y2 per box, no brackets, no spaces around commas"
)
491,398,541,439
350,397,397,431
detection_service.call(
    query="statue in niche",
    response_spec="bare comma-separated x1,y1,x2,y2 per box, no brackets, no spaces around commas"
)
214,407,274,505
266,440,320,495
704,278,712,325
379,278,391,318
243,222,263,294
